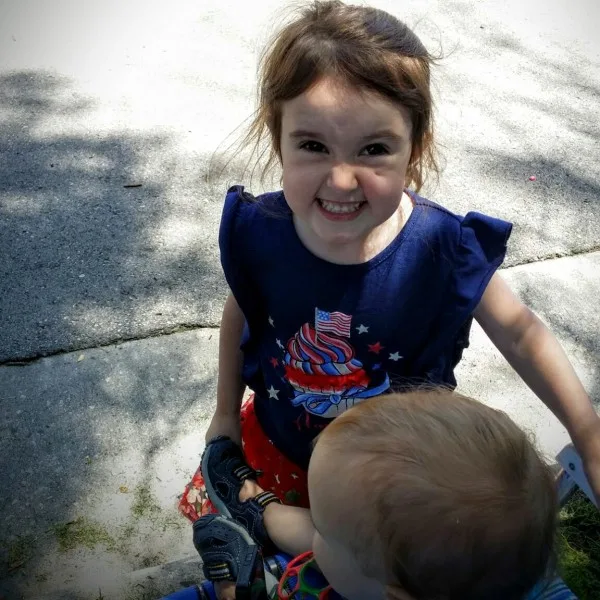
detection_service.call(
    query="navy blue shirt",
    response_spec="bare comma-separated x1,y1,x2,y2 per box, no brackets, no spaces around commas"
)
220,186,512,469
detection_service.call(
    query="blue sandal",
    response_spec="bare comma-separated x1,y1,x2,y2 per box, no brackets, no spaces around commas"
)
193,513,261,599
201,436,281,548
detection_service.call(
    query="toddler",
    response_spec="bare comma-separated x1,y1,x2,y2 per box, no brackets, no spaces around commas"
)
194,390,561,600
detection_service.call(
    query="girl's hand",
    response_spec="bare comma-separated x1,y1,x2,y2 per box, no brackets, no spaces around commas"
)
577,422,600,506
475,274,600,505
205,410,242,446
584,458,600,507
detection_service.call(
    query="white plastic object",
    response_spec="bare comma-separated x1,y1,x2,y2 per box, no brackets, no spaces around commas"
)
556,444,598,509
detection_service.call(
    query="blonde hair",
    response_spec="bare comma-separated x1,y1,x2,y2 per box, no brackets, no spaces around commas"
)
319,390,557,600
243,0,438,191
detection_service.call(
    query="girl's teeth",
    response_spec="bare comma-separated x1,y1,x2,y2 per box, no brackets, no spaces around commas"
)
320,200,363,214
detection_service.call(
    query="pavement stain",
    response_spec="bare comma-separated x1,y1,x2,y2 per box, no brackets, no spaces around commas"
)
5,534,34,572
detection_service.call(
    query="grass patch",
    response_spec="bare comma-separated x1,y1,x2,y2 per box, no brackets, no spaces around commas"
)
558,490,600,599
51,517,114,552
139,553,164,568
159,515,185,532
131,483,161,519
123,580,166,600
112,523,136,554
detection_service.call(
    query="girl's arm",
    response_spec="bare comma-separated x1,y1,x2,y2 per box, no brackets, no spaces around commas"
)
474,273,600,501
205,292,247,445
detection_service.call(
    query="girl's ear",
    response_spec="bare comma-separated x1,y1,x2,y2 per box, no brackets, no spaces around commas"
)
385,584,415,600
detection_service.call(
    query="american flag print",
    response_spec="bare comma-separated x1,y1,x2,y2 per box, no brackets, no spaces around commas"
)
315,308,352,338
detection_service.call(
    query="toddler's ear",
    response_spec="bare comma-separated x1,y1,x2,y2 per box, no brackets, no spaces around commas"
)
385,585,415,600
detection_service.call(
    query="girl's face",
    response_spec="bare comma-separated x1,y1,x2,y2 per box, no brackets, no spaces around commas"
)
279,76,413,264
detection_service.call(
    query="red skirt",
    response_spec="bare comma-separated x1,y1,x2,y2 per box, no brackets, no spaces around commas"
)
179,396,309,522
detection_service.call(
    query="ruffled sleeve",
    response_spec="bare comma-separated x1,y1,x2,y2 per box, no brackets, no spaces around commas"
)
218,185,266,390
219,187,243,285
219,186,257,319
451,211,513,325
414,211,512,386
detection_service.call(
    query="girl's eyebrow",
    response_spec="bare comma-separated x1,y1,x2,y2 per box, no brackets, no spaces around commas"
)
289,129,323,139
289,128,402,142
362,129,403,142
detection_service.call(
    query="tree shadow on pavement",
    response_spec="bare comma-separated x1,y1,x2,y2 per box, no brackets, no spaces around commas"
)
432,24,600,266
517,268,600,410
0,71,222,598
0,71,228,364
468,151,600,265
0,331,217,599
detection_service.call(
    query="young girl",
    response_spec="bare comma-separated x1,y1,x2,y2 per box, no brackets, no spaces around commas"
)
180,0,600,541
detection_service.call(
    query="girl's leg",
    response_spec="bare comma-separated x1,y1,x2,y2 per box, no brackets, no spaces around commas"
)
239,397,309,508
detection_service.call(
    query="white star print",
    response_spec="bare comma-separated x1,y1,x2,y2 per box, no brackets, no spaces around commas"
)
267,385,279,399
356,324,369,334
276,339,284,350
275,474,280,484
290,473,299,480
389,352,403,361
268,316,274,327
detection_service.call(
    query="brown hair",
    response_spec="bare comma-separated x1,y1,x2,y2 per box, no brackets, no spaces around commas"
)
319,390,557,600
244,0,438,191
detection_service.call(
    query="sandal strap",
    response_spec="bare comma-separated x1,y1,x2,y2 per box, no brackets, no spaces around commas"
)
203,561,234,581
234,464,257,482
254,491,282,508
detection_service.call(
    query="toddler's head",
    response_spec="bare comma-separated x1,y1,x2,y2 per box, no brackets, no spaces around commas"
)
247,1,439,260
307,390,557,600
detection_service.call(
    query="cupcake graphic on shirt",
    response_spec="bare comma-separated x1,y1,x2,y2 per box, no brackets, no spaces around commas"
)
283,309,390,418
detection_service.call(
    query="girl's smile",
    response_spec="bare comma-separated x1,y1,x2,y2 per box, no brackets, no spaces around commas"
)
316,197,368,220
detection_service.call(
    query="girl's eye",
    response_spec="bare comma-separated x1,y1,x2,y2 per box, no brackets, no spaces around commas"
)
299,140,328,153
361,143,389,156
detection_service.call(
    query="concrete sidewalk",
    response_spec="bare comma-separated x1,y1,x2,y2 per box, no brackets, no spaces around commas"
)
1,0,599,362
1,252,599,599
1,0,599,598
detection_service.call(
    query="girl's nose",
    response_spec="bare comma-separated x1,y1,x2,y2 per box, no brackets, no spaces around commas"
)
327,163,358,192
